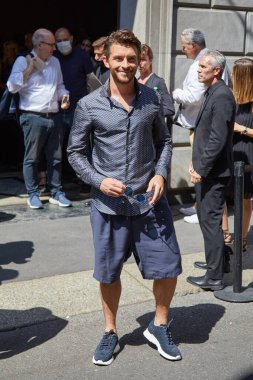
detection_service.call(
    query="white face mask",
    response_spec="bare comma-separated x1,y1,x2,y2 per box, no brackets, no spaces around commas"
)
56,40,72,55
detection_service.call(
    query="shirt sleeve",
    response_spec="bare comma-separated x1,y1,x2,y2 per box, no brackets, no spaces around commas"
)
173,61,206,105
156,78,175,117
153,100,172,181
67,99,105,188
55,58,69,100
7,56,28,93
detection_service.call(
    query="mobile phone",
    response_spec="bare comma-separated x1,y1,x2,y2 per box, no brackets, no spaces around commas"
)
61,95,70,109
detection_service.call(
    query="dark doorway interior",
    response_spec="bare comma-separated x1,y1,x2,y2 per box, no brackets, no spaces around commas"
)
0,0,118,173
0,0,118,46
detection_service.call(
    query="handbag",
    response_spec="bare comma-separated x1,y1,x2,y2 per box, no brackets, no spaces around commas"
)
0,52,34,123
173,103,184,127
0,87,20,122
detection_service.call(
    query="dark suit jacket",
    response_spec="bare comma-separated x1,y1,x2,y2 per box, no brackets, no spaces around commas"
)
143,73,175,117
192,80,236,178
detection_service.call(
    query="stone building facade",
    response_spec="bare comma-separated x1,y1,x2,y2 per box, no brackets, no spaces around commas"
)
119,0,253,202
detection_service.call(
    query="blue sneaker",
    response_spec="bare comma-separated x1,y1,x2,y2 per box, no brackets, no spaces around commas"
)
49,192,72,207
27,194,43,209
143,319,182,361
92,330,119,366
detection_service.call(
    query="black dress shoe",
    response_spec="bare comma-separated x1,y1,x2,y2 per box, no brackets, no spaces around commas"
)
187,274,224,290
194,261,230,273
194,261,208,270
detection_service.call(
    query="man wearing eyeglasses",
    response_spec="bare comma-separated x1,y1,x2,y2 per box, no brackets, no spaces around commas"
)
7,28,72,209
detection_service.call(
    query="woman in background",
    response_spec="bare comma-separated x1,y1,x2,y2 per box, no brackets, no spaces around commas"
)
138,44,175,128
231,57,253,251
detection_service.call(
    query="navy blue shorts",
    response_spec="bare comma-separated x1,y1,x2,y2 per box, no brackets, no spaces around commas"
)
90,197,182,284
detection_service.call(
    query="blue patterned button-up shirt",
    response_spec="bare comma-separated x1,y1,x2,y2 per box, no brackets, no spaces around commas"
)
67,80,172,216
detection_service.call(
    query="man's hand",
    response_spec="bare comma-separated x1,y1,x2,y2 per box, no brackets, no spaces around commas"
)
23,55,35,81
189,162,202,184
189,168,202,184
146,174,165,205
100,178,126,197
234,122,243,133
61,94,70,110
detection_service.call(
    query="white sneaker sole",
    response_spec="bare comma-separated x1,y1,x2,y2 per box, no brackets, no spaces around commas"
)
92,343,120,366
49,198,72,207
143,329,181,361
27,199,43,209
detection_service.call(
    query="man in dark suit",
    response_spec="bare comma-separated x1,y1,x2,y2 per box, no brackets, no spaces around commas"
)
187,50,236,290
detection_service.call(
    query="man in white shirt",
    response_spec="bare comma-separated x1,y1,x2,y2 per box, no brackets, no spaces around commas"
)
173,29,230,223
7,28,72,209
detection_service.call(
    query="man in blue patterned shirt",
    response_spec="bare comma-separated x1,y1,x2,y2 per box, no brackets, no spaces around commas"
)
68,29,182,365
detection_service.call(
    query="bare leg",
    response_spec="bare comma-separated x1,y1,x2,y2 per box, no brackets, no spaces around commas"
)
99,280,121,333
222,203,229,232
243,198,252,240
222,203,232,242
153,277,177,325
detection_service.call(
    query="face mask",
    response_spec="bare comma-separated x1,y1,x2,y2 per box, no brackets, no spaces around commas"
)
56,41,72,55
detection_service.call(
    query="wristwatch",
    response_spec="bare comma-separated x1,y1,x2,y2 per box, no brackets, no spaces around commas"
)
242,127,248,135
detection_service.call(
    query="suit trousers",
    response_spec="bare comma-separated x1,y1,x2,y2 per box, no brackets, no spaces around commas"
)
195,177,230,279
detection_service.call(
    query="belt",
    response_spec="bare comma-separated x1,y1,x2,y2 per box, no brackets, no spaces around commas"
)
21,110,57,118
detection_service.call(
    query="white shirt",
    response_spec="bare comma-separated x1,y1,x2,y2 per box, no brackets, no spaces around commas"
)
7,50,68,113
173,48,231,129
172,48,208,129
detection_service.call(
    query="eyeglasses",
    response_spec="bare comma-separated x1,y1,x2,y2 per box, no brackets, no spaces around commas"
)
40,41,56,48
124,186,154,204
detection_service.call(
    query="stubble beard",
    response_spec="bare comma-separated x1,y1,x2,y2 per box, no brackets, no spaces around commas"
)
111,69,136,85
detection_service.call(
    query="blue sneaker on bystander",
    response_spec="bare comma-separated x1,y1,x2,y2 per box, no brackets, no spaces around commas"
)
27,194,43,209
49,192,72,207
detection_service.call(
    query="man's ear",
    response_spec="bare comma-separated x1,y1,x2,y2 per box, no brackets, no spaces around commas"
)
102,54,110,69
214,66,222,77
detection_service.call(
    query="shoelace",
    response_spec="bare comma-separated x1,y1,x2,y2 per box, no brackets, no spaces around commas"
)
100,332,116,350
160,320,175,345
165,328,175,345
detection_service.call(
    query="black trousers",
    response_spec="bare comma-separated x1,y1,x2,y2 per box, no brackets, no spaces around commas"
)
195,177,230,280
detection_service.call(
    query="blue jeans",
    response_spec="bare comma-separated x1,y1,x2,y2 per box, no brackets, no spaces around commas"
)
20,112,63,196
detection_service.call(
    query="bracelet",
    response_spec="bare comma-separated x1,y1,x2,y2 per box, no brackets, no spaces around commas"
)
241,127,248,135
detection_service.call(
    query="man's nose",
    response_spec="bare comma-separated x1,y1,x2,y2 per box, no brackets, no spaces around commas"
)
95,53,101,61
122,58,129,67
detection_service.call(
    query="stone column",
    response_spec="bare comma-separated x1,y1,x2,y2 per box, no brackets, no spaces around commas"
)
119,0,173,86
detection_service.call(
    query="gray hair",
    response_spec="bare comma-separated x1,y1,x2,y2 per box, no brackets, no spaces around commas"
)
181,28,206,48
203,50,226,75
32,28,54,47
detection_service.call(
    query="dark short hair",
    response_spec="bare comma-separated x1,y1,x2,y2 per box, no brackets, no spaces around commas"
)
104,29,141,58
140,44,153,60
92,36,108,48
